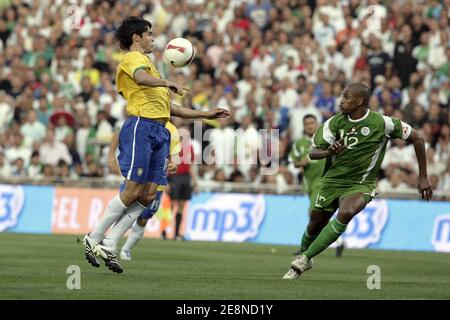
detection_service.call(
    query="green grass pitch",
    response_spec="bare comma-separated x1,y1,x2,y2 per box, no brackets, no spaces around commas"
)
1,233,449,300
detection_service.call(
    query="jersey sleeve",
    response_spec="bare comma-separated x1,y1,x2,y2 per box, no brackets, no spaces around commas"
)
383,115,412,140
170,132,182,156
119,52,149,79
312,117,337,149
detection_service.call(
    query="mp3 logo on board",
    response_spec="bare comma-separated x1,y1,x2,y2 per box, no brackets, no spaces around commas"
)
0,185,25,232
186,194,266,242
340,199,389,248
432,214,450,252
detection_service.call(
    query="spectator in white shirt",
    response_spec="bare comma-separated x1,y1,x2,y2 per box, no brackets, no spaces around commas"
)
20,109,46,147
250,45,274,80
278,77,299,110
289,92,323,141
5,133,32,167
378,169,412,193
313,13,335,49
382,139,416,172
39,129,72,166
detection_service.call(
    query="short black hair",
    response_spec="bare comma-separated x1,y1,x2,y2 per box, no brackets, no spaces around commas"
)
303,114,317,122
348,82,371,106
114,16,152,50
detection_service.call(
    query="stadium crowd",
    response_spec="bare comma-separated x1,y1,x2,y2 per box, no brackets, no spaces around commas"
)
0,0,449,195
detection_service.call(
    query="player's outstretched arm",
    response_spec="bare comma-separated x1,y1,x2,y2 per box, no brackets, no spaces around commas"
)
170,101,230,119
134,69,187,96
309,139,346,160
407,128,433,200
107,130,121,175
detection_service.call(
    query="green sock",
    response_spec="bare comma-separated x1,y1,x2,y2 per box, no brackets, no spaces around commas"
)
300,231,317,253
303,219,347,259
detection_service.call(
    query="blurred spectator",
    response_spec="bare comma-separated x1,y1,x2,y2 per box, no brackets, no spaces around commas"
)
5,133,31,167
39,129,72,166
0,0,447,198
11,157,26,177
0,151,11,178
27,151,42,177
20,110,46,147
378,169,412,193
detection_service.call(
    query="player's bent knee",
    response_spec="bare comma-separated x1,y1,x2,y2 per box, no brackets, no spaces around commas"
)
121,183,146,202
337,209,357,224
137,193,155,207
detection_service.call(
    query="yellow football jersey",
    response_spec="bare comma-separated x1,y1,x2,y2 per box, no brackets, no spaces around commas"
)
157,121,180,192
166,121,181,156
116,51,170,121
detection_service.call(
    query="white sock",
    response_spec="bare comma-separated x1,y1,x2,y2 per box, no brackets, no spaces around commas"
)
122,222,146,252
90,194,127,244
103,201,146,250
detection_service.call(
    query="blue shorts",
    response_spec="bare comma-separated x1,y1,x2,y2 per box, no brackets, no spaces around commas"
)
118,116,170,185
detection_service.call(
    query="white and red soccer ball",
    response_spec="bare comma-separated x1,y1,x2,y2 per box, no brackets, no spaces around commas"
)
163,38,195,68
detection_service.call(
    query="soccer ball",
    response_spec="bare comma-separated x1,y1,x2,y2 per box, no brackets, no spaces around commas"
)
163,38,195,68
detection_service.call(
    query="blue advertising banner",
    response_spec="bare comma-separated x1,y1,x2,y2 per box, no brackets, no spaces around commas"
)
186,192,450,252
0,184,54,234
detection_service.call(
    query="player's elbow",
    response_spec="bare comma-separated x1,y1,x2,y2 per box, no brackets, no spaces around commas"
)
134,73,145,85
410,129,425,145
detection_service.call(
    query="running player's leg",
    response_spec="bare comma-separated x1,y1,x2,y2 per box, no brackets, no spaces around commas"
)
283,185,339,279
298,209,334,253
294,187,325,254
303,193,367,259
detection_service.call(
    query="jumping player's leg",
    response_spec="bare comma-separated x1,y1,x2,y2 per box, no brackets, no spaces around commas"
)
90,181,146,245
121,190,163,259
84,179,147,271
102,183,157,249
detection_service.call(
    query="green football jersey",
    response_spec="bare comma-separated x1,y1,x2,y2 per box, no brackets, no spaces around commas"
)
312,110,412,185
290,136,326,193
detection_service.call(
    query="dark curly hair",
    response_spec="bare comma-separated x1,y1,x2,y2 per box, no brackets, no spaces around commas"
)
114,16,152,50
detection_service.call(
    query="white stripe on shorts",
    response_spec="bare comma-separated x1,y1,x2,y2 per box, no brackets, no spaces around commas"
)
127,117,140,180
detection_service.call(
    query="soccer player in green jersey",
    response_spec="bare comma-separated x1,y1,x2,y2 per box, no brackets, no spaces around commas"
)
283,83,433,279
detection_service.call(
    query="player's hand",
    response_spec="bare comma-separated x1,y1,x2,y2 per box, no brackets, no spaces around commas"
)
167,81,189,96
417,176,433,201
168,161,178,174
205,108,230,119
328,138,346,155
107,155,121,175
294,159,309,168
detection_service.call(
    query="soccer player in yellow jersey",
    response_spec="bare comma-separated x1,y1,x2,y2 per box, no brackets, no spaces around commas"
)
84,17,229,273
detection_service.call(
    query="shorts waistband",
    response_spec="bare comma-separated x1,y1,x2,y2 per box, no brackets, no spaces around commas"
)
129,116,167,126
